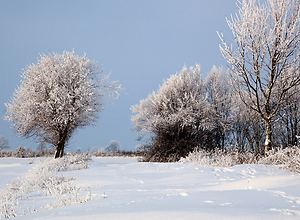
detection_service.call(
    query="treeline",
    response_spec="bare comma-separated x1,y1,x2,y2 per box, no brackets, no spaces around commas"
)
131,66,300,162
131,0,300,162
0,146,55,158
0,146,139,158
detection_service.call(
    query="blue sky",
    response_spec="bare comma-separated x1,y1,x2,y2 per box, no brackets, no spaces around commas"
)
0,0,237,152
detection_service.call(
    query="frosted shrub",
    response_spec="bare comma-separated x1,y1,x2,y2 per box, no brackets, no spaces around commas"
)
179,148,211,165
35,153,91,173
44,186,99,211
180,146,300,173
0,154,95,218
0,191,19,218
259,146,300,173
180,148,258,167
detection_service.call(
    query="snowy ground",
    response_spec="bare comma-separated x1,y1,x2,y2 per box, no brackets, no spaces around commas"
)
1,157,300,219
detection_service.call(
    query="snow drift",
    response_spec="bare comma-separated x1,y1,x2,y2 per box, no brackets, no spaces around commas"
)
0,156,300,219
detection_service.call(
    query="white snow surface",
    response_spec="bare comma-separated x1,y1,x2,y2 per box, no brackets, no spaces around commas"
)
1,157,300,220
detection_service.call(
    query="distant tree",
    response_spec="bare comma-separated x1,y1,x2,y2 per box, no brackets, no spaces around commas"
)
276,85,300,147
75,148,83,154
135,144,148,154
36,141,47,152
35,141,54,157
5,51,121,158
0,135,10,150
14,146,26,158
219,0,300,154
105,140,121,155
132,65,213,162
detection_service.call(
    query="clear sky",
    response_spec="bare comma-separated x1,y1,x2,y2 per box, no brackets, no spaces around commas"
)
0,0,237,152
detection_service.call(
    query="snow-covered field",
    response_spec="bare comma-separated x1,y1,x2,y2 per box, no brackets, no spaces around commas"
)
1,157,300,220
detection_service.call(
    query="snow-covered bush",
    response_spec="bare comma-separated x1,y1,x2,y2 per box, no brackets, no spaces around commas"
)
0,154,95,218
44,185,95,211
35,153,91,173
180,148,258,167
180,146,300,174
259,146,300,173
0,190,19,218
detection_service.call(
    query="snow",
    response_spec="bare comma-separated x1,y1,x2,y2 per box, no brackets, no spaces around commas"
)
1,157,300,219
0,158,35,190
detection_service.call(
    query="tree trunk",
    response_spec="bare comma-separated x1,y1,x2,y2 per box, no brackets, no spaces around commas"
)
264,119,272,155
60,145,64,158
54,141,65,159
54,129,69,159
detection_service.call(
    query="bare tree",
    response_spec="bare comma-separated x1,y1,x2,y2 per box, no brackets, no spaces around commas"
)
36,141,47,152
219,0,300,154
232,98,265,154
5,51,121,158
276,85,300,147
106,140,121,155
0,135,10,150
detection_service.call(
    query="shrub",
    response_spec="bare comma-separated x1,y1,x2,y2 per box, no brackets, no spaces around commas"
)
259,146,300,173
180,146,300,174
0,154,95,218
180,148,259,167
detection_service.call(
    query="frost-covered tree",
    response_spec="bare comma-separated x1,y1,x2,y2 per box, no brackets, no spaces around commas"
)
0,135,10,150
204,66,234,149
204,67,266,153
14,146,26,158
131,65,213,162
36,141,47,152
219,0,300,154
5,51,121,158
105,140,121,155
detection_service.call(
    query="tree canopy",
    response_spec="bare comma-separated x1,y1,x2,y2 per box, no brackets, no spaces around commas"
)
131,65,214,161
5,51,121,158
